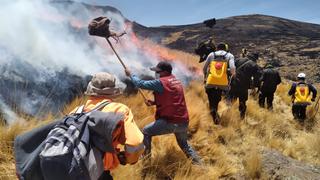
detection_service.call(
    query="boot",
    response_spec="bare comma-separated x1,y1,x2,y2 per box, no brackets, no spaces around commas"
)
240,111,245,119
211,111,220,125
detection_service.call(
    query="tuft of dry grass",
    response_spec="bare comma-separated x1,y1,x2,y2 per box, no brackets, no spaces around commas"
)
243,149,263,179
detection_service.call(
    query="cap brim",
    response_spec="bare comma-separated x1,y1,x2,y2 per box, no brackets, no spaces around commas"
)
150,67,162,72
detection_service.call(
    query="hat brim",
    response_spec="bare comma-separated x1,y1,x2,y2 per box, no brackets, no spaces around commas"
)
150,67,162,72
84,82,122,98
84,92,122,98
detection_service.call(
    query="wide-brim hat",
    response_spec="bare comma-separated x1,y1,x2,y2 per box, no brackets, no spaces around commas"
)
85,72,122,98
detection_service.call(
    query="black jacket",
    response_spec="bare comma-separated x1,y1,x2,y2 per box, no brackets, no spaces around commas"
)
231,57,260,91
260,67,281,93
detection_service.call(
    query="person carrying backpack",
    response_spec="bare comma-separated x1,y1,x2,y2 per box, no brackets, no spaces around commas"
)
258,63,281,109
228,52,260,119
15,72,144,180
288,73,317,121
124,61,202,165
79,72,144,179
203,43,236,124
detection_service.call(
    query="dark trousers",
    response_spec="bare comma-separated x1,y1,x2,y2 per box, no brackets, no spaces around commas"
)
235,90,248,119
205,88,222,124
259,91,274,109
292,104,307,121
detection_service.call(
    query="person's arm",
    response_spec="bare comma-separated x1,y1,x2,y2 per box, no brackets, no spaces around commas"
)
130,75,164,93
288,83,296,96
122,108,145,165
103,104,145,169
228,54,236,77
203,52,213,77
259,70,265,83
252,64,261,88
309,84,317,100
276,71,282,85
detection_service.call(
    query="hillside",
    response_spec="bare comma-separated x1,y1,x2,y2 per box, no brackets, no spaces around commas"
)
51,1,320,82
133,14,320,82
1,2,320,179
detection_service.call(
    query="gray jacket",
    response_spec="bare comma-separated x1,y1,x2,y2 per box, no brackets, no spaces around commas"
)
14,110,124,180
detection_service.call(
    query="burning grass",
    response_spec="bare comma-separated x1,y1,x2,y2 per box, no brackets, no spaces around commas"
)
0,82,320,179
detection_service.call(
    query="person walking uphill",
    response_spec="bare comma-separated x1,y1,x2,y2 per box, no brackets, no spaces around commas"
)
203,43,236,124
124,61,202,165
259,63,281,109
228,52,260,119
288,73,317,121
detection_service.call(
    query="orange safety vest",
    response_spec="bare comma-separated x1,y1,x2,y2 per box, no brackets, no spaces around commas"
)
72,97,144,170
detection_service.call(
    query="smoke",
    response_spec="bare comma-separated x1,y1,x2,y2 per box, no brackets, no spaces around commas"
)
0,94,19,125
0,0,198,122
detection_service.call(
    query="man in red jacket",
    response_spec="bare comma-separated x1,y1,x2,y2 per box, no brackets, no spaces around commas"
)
125,61,201,164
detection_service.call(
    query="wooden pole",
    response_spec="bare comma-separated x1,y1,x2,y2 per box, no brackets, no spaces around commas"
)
105,38,148,101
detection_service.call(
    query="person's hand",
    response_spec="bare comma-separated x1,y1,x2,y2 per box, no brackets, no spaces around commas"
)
311,98,316,102
124,68,131,77
145,100,154,106
117,151,127,165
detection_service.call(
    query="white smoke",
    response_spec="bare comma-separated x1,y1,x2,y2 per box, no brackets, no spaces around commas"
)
0,95,19,125
0,0,195,123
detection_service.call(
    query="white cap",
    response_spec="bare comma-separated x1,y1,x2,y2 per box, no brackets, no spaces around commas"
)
297,73,306,79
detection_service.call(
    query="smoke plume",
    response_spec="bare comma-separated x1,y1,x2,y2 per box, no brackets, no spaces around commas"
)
0,0,197,122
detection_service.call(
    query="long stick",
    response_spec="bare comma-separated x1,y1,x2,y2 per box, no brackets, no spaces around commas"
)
105,38,148,101
311,96,320,119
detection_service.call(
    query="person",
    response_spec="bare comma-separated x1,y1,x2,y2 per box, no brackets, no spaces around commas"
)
203,43,236,124
288,73,317,121
79,72,145,179
14,72,144,180
241,48,248,58
228,52,260,119
195,37,216,63
258,64,281,109
124,61,201,165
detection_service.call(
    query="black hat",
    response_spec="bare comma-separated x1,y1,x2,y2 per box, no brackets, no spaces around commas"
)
150,61,172,73
217,43,227,51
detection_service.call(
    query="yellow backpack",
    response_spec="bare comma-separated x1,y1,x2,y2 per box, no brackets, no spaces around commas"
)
294,83,312,105
206,52,229,89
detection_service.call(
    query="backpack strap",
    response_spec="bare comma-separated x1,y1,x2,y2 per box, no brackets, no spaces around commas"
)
224,52,229,59
86,101,111,115
75,105,85,114
236,59,252,72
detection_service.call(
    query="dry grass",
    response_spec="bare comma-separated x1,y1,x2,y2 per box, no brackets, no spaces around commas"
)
1,48,320,179
243,149,263,179
0,80,320,179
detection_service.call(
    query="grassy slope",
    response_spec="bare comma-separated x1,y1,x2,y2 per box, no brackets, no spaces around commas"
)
0,50,319,180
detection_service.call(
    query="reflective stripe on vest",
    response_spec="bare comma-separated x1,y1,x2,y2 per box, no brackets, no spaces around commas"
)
294,84,312,105
125,143,145,153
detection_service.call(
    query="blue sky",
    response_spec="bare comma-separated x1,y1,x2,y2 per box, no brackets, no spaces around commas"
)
78,0,320,26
